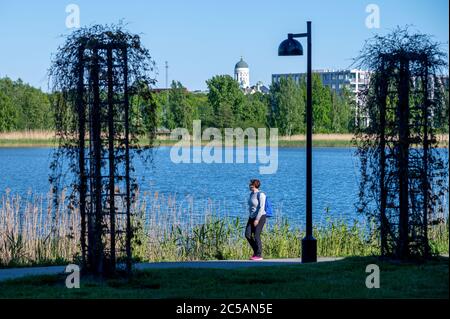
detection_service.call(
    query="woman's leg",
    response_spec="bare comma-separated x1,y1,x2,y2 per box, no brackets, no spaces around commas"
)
245,218,257,255
254,215,266,257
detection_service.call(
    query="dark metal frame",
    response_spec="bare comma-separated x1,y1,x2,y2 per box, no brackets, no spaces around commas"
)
76,42,132,275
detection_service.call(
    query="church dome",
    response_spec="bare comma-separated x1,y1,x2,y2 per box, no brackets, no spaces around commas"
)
235,57,248,69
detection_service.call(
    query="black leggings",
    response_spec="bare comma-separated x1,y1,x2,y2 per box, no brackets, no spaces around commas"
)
245,215,266,257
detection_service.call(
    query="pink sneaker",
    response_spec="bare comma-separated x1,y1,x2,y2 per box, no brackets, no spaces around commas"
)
251,256,263,261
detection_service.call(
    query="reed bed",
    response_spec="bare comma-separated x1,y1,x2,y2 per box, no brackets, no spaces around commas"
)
0,190,448,267
0,130,55,140
0,189,79,267
2,131,448,149
0,131,357,141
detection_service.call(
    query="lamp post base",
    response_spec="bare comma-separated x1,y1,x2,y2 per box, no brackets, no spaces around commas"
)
301,235,317,263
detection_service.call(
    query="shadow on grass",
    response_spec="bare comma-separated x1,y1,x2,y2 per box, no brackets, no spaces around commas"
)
0,256,448,299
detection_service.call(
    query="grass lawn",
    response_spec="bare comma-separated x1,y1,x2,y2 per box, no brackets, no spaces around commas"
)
0,256,448,299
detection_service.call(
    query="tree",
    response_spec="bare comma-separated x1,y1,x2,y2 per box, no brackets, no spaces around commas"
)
18,85,52,130
270,76,304,136
206,75,245,129
243,92,269,129
131,81,159,139
188,93,211,126
434,84,449,133
151,90,167,129
0,89,18,131
341,87,358,133
0,77,53,131
168,81,193,131
329,88,353,133
311,73,332,133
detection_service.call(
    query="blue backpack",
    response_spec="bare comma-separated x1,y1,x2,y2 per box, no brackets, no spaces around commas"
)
257,192,273,218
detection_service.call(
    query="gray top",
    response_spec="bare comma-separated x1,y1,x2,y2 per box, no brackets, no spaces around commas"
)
248,191,266,220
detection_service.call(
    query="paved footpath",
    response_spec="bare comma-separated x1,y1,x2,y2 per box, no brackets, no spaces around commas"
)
0,257,342,282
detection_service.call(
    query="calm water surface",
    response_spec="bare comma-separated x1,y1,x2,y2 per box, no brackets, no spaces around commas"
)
0,147,447,226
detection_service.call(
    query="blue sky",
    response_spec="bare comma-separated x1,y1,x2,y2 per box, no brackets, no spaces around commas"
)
0,0,448,91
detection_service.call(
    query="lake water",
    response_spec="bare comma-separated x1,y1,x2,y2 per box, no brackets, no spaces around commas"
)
0,147,448,227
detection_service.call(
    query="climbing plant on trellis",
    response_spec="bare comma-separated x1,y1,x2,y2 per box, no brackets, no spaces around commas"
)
49,24,157,275
354,27,448,259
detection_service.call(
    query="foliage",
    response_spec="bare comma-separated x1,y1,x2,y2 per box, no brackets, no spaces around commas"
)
0,77,52,131
270,76,305,136
187,92,210,124
353,26,449,259
311,73,332,133
244,92,269,129
167,81,193,131
3,69,446,136
2,49,447,136
206,75,246,129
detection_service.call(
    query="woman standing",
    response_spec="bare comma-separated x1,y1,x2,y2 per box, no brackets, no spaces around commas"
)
245,179,266,260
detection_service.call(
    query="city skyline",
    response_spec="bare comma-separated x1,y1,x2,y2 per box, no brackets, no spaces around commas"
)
0,0,448,91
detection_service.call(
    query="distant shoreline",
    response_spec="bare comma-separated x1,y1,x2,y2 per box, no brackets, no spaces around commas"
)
0,131,448,148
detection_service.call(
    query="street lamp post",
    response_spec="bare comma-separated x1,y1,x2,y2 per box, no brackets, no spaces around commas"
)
278,21,317,263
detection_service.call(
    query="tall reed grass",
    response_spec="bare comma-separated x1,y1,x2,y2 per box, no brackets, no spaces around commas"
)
0,190,448,267
0,189,79,267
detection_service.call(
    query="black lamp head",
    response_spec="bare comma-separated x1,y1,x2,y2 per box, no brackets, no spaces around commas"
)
278,34,303,56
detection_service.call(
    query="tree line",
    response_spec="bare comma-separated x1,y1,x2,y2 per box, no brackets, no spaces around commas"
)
0,77,53,131
153,74,358,135
1,75,448,134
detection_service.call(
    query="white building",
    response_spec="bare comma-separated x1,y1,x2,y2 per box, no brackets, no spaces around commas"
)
272,69,370,95
234,57,250,89
272,69,371,126
245,81,270,95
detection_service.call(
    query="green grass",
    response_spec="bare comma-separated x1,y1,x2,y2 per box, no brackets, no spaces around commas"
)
0,256,448,298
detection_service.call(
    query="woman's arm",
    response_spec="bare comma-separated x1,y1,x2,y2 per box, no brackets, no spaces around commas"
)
255,192,266,222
